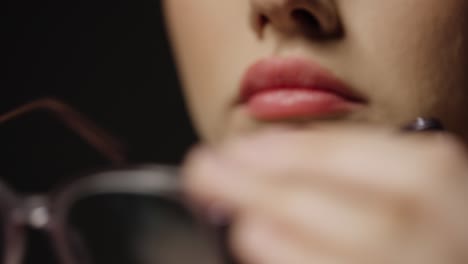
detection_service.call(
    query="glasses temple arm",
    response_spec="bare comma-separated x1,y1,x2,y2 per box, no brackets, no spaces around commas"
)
0,98,126,164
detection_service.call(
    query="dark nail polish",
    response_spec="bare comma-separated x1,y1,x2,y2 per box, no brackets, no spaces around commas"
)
402,117,444,132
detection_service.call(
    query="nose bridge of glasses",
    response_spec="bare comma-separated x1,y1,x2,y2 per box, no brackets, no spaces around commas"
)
14,195,51,230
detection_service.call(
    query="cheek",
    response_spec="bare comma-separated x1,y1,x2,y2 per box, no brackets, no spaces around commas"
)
164,1,253,140
342,0,468,126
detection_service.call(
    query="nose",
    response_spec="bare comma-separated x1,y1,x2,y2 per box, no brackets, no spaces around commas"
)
250,0,342,39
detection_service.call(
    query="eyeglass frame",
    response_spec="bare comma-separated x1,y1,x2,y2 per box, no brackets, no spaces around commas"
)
1,98,217,264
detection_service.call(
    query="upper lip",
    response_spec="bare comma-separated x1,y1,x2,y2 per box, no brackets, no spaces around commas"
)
239,57,366,104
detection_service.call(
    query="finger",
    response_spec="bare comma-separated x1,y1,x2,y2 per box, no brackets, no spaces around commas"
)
216,126,467,201
183,151,403,255
231,215,348,264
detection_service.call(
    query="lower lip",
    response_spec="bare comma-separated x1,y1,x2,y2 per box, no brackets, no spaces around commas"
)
246,89,359,120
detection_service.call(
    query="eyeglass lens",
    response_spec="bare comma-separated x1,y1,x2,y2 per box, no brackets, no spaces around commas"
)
65,193,225,264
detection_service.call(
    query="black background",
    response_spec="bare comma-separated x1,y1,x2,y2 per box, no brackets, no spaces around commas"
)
5,0,196,193
5,1,196,262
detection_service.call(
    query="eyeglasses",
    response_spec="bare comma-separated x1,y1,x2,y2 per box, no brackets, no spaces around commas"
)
1,99,227,264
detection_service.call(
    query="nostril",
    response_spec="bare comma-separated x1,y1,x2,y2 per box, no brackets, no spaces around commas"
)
258,14,270,28
291,9,321,34
253,4,342,39
291,9,320,29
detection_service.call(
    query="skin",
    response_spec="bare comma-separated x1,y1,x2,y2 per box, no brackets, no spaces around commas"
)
163,0,468,263
164,0,468,142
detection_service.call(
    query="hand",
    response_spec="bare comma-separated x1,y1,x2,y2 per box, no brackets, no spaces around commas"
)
182,125,468,264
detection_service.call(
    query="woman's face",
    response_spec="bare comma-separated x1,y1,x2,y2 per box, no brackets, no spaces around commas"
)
164,0,468,143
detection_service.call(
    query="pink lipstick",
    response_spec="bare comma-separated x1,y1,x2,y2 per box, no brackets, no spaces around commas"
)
239,57,366,120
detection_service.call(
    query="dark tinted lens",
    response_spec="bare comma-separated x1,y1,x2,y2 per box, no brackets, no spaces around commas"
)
66,194,224,264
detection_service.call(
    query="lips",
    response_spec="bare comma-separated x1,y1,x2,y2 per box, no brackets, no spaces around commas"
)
239,57,366,120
